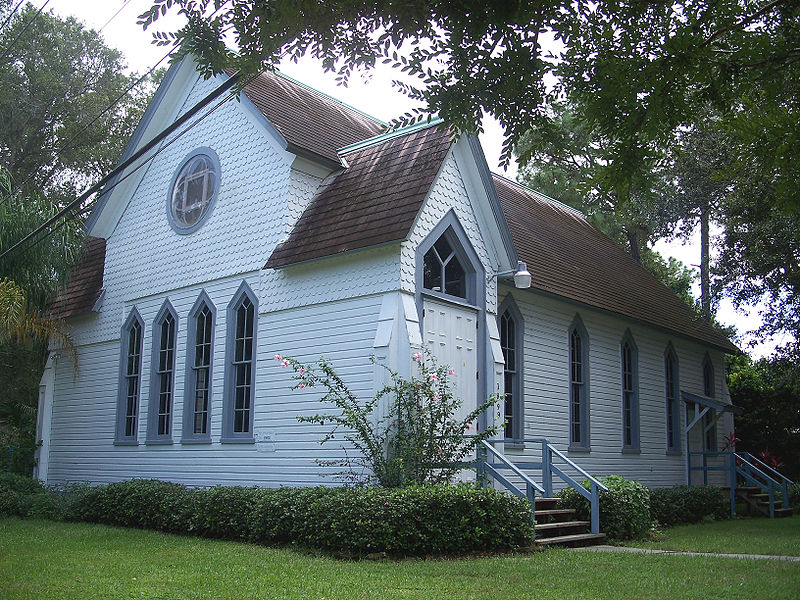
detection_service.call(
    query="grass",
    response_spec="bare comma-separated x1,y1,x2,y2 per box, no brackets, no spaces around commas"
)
1,518,799,600
630,514,800,556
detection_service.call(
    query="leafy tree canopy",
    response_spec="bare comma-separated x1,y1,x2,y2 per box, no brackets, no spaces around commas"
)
0,1,156,208
141,0,799,193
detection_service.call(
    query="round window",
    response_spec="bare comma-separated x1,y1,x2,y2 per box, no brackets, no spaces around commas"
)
168,148,220,233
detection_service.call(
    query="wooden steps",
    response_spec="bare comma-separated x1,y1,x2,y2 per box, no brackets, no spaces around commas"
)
533,497,605,548
729,486,794,518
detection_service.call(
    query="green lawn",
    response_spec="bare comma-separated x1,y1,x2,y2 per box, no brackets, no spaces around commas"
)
1,518,798,600
630,515,800,556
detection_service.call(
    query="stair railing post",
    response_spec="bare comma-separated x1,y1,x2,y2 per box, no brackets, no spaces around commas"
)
590,481,600,535
768,487,775,518
702,452,708,485
542,440,553,498
476,442,487,488
526,482,536,529
782,480,790,510
729,452,737,517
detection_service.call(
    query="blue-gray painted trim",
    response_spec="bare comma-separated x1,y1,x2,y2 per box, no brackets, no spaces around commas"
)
466,136,519,265
680,390,738,414
236,88,289,151
115,307,145,444
146,299,179,444
498,295,525,441
415,210,488,430
702,352,716,398
221,280,257,443
664,342,681,454
701,352,717,451
181,290,216,444
166,146,221,235
567,314,591,452
85,59,185,234
620,328,640,451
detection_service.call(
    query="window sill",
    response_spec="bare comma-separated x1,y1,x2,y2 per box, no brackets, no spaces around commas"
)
181,437,212,445
666,449,682,456
220,436,255,444
568,445,591,453
621,447,641,454
145,439,174,446
113,439,139,446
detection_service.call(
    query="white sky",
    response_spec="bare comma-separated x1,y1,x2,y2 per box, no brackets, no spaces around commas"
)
51,0,787,358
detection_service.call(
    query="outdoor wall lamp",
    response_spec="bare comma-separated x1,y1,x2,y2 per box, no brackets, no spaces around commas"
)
488,261,532,289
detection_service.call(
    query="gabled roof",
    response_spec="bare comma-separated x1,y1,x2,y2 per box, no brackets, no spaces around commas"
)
493,175,738,353
239,70,385,165
49,237,105,319
266,122,453,269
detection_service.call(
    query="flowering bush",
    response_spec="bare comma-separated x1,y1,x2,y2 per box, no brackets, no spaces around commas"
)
276,351,500,487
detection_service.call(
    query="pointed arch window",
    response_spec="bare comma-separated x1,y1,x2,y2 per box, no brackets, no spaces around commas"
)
499,299,523,440
147,302,177,443
568,316,590,450
665,344,680,454
702,353,717,451
183,292,215,443
115,309,144,444
423,235,468,299
621,331,640,452
223,282,257,442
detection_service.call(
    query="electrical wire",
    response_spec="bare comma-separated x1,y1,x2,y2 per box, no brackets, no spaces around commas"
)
0,0,25,33
0,0,50,63
98,0,135,33
0,71,248,261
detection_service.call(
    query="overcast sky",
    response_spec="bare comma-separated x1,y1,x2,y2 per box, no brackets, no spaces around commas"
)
50,0,787,357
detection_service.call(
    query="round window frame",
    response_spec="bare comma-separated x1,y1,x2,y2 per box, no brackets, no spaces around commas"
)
166,147,221,234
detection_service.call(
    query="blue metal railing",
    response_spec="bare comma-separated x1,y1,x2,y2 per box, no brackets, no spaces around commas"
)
476,438,607,535
688,450,794,517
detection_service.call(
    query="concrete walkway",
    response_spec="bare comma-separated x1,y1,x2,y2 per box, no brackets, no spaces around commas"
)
573,545,800,562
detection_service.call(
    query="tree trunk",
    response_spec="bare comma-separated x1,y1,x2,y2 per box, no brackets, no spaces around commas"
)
625,228,642,263
700,201,711,321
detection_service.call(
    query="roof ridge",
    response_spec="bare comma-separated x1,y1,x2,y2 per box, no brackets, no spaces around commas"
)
338,118,445,155
272,70,387,127
492,172,585,218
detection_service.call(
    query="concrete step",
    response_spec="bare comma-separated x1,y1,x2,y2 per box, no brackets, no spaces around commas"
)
536,532,606,547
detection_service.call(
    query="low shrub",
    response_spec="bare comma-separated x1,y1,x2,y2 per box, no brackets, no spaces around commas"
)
0,473,49,517
558,475,651,541
788,482,800,511
649,485,728,526
3,476,534,556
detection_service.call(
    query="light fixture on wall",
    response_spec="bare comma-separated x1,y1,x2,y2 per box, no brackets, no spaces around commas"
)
488,261,532,289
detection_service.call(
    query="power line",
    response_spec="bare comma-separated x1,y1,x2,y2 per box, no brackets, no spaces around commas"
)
0,0,49,63
0,0,25,33
99,0,135,33
0,70,243,261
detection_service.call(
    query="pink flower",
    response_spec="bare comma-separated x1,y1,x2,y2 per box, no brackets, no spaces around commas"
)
437,448,443,455
429,373,438,382
274,354,282,361
413,352,422,362
299,367,306,375
465,422,472,431
433,393,440,401
282,359,290,368
448,368,455,376
299,383,306,389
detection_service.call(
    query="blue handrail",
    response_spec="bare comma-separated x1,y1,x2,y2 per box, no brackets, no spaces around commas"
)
477,438,607,535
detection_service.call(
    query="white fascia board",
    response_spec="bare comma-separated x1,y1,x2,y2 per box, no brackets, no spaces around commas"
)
451,136,518,273
87,57,202,238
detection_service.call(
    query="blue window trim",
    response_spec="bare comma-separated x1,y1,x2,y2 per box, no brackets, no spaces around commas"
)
620,329,640,453
221,281,258,443
166,146,221,235
146,300,178,444
181,291,216,444
568,314,590,452
498,296,524,442
115,307,144,445
664,343,681,455
702,352,717,451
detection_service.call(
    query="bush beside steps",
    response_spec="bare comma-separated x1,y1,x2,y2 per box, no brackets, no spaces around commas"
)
0,475,534,557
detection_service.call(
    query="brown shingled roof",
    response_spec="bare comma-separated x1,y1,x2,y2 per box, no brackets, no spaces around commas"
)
266,124,453,269
49,236,105,319
239,70,385,165
493,175,737,353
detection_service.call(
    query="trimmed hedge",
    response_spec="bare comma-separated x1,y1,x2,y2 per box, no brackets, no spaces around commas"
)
1,477,534,556
649,485,728,526
788,482,800,511
558,475,651,541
